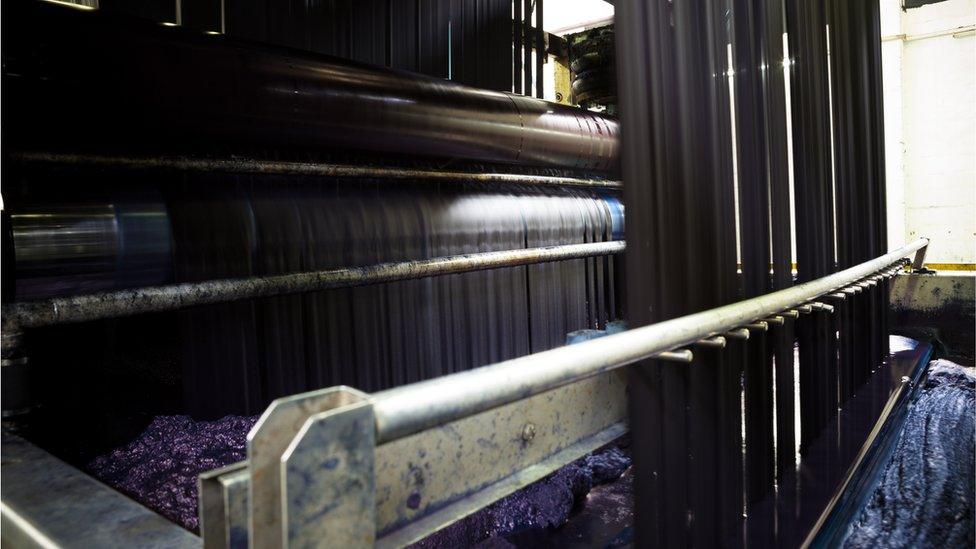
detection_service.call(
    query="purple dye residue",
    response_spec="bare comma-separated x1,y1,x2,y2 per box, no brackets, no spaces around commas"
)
87,414,257,532
412,445,631,548
87,413,629,543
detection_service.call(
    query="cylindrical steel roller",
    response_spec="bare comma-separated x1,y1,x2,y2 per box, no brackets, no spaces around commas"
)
10,200,173,300
3,1,618,172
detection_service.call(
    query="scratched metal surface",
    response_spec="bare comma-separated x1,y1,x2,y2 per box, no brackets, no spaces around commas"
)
247,387,369,548
373,370,627,535
193,370,626,546
282,397,376,547
1,432,199,549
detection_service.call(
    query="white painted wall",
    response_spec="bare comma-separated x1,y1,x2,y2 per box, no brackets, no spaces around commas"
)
882,0,976,265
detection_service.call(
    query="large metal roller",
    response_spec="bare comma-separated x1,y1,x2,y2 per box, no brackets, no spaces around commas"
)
2,1,618,171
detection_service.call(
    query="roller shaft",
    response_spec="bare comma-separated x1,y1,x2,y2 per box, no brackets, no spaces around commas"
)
4,2,618,171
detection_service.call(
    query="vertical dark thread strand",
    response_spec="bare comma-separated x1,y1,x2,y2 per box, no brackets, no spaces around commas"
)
868,0,889,362
535,0,544,98
522,0,532,96
761,0,795,490
707,0,745,544
617,0,675,546
828,0,855,406
786,0,831,449
513,0,521,93
732,0,776,520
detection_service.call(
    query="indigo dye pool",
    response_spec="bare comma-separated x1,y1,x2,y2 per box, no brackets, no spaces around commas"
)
843,360,975,548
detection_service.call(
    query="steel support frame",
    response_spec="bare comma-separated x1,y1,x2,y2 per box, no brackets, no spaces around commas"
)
202,371,628,548
1,242,925,547
197,239,926,548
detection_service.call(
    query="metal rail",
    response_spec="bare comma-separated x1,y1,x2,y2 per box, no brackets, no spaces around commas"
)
371,238,928,442
1,241,625,332
10,152,623,190
208,239,926,547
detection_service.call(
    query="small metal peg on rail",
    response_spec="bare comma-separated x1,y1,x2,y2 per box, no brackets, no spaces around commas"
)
810,302,834,313
745,321,769,332
763,316,785,326
781,310,799,319
655,350,694,363
723,328,750,341
825,293,847,300
797,305,813,314
695,336,727,349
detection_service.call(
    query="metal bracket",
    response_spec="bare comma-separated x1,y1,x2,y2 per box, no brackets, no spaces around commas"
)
199,462,249,549
205,373,628,548
247,387,372,548
911,239,929,272
282,390,375,547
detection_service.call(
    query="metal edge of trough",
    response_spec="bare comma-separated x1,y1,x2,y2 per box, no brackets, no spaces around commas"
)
201,371,627,547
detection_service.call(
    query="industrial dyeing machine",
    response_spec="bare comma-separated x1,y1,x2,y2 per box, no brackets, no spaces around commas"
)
1,0,947,547
1,1,630,544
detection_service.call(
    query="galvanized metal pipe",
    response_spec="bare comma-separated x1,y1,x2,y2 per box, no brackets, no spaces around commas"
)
2,241,625,332
10,152,622,190
372,238,927,443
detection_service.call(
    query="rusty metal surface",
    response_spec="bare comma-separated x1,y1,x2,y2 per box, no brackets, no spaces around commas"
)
890,273,976,364
1,241,626,333
9,152,623,191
